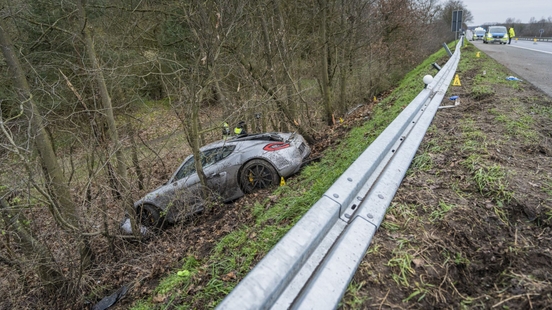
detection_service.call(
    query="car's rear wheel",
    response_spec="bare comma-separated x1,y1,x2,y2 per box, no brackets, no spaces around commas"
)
239,159,280,194
137,204,165,229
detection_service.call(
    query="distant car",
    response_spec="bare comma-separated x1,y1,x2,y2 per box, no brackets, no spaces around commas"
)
483,26,508,44
125,132,311,230
472,27,486,41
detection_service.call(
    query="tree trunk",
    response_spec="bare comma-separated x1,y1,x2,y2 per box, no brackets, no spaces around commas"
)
76,0,138,236
0,197,65,292
0,19,78,232
320,0,333,126
191,90,208,189
0,16,94,276
272,0,297,129
338,1,357,116
128,121,144,191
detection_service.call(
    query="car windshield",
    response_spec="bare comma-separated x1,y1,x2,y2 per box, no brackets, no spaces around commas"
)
489,27,506,33
173,145,235,181
475,30,485,35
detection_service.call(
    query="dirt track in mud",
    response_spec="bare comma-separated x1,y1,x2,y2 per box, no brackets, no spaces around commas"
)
341,46,552,309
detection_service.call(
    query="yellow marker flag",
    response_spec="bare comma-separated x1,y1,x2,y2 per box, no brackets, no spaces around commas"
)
476,52,480,58
280,177,286,186
453,74,462,86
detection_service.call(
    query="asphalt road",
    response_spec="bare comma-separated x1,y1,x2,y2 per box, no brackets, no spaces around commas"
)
471,37,552,98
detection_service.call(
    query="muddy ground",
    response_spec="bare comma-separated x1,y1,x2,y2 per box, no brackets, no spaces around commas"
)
2,45,552,309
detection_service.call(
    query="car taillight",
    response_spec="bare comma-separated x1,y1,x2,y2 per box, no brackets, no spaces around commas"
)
263,142,290,151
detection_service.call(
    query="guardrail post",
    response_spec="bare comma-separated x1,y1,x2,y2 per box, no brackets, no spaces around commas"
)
443,42,452,56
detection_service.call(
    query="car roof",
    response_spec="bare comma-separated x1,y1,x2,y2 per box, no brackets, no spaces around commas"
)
200,132,286,151
489,26,506,31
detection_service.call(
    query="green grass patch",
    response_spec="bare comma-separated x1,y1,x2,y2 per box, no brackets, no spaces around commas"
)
493,108,538,143
155,256,199,296
529,102,552,118
461,148,513,206
410,152,433,172
388,203,417,220
472,164,513,203
442,249,471,266
341,280,370,308
471,83,495,99
403,281,435,303
543,177,552,197
429,201,456,222
459,118,492,154
387,248,415,287
381,221,401,231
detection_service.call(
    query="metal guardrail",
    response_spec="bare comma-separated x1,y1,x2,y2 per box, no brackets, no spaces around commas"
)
217,39,464,310
517,37,552,42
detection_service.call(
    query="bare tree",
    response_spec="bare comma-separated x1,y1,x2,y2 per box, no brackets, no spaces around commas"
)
0,14,92,288
152,0,246,193
75,0,139,235
319,0,333,126
0,196,65,291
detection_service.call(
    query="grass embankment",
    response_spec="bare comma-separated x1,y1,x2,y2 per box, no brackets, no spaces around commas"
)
130,42,455,309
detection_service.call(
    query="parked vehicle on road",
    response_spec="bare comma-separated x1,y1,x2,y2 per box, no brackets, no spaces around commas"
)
472,27,486,40
123,132,311,231
483,26,508,44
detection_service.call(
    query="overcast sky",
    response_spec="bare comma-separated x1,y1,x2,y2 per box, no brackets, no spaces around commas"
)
461,0,551,26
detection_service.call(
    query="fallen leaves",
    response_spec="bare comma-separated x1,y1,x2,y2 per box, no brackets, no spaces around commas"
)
153,294,167,303
221,271,237,282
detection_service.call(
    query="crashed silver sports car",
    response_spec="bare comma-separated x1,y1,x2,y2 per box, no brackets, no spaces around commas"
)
129,132,310,229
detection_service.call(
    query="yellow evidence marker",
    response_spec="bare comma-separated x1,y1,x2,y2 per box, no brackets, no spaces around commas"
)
453,74,461,86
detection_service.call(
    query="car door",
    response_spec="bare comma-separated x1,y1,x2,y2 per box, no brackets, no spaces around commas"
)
201,145,236,200
169,156,202,218
169,145,236,217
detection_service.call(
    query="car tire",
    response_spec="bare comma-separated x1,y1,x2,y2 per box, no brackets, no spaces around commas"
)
239,159,280,194
137,204,165,229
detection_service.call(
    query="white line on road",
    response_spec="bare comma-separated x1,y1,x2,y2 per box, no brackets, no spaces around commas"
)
509,44,552,55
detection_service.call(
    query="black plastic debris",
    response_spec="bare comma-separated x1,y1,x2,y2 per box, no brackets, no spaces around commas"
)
92,285,129,310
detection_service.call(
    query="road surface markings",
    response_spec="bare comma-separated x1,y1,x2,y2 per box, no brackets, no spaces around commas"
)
509,45,552,55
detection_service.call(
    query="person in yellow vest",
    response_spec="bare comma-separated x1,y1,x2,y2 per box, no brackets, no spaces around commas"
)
222,122,230,139
234,121,247,136
508,27,515,44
